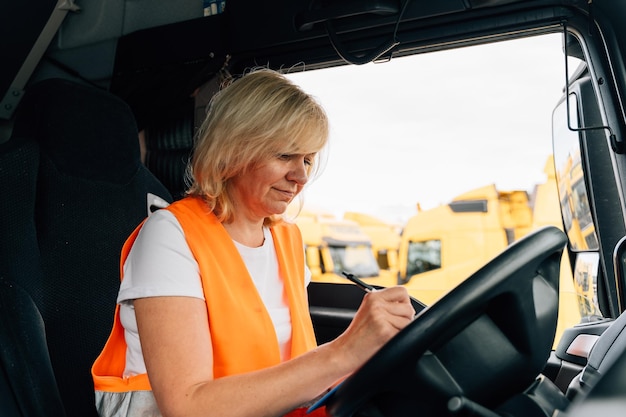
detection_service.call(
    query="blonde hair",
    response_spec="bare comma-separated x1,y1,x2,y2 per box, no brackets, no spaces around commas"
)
187,68,329,224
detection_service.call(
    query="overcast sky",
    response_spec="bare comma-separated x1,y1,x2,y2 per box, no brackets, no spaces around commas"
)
285,33,568,224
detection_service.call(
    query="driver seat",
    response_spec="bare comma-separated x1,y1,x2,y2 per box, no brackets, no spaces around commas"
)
7,78,173,417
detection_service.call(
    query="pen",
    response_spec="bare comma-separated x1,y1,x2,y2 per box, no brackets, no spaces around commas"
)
342,271,420,318
341,271,376,292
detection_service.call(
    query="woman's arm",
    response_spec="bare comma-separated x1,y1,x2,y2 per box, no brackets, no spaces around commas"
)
135,286,413,417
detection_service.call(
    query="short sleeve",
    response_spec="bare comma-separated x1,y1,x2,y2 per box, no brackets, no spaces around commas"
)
305,264,311,287
117,209,204,304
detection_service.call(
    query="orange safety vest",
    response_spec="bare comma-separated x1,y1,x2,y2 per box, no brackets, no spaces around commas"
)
92,196,326,416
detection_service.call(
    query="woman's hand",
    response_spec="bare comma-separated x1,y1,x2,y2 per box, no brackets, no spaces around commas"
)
134,288,414,417
330,286,414,370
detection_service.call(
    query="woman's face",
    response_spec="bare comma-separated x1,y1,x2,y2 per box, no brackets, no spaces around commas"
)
229,153,315,222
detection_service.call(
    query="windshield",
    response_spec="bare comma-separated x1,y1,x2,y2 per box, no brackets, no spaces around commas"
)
329,245,380,277
287,32,584,345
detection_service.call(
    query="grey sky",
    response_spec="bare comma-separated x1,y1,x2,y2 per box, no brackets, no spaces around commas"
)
286,33,567,224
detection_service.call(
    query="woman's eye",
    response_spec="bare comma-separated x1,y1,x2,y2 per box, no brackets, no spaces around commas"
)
277,154,313,166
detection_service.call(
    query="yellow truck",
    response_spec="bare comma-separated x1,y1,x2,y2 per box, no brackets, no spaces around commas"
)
397,184,533,304
294,209,397,287
342,212,401,276
397,157,581,345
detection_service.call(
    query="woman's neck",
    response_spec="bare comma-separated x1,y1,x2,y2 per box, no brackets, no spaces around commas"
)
222,219,266,247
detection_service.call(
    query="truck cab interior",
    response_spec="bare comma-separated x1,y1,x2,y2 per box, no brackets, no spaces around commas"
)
1,1,626,416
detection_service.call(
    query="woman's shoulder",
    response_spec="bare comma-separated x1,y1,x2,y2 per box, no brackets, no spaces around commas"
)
139,208,183,240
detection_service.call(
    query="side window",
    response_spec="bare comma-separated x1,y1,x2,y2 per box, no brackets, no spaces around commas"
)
376,251,390,270
406,240,441,277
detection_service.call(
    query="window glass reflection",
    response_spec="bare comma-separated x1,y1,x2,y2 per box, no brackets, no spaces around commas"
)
406,240,441,276
552,94,599,251
329,245,380,277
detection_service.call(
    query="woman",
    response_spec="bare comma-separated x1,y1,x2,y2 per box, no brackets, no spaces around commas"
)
92,68,414,417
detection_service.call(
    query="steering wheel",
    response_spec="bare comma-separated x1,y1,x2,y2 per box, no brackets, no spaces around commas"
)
325,226,568,417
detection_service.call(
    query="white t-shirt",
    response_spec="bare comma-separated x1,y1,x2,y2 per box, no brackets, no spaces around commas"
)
118,210,310,377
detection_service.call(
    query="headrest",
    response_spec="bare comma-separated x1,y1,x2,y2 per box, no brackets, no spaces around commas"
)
12,78,141,184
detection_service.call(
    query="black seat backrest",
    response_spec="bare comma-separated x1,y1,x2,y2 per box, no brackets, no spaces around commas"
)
0,136,42,305
0,135,66,416
10,78,173,417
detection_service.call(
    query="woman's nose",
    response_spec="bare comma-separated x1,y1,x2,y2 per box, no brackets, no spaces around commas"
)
288,158,309,185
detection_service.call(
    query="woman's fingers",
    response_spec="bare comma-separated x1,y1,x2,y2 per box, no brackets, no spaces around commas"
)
335,286,415,367
363,286,415,323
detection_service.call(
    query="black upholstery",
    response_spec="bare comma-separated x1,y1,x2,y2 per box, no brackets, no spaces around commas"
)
566,310,626,400
143,98,195,200
0,137,42,305
0,135,66,416
565,338,626,417
7,78,173,417
0,278,66,417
